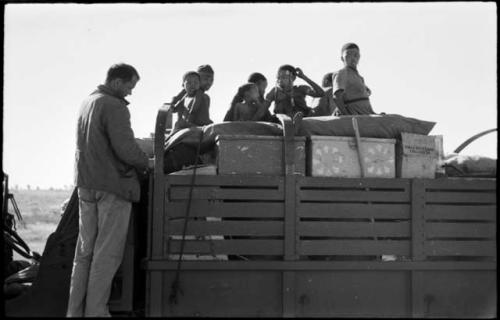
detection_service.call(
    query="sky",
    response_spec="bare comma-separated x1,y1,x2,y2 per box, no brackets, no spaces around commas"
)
3,2,497,189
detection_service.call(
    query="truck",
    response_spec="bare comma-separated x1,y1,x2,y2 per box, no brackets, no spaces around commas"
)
4,108,497,317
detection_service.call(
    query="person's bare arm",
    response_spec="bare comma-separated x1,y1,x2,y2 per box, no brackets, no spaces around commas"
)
295,67,324,97
333,89,349,115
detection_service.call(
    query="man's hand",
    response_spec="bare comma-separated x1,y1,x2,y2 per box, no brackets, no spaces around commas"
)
295,67,305,79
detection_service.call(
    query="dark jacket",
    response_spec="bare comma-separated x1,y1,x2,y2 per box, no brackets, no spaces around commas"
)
74,85,148,202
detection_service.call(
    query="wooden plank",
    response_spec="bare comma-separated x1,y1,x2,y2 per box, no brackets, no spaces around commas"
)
166,174,283,187
411,271,424,317
425,240,496,256
298,176,411,189
411,180,426,261
424,178,496,190
282,271,295,317
166,202,284,218
425,192,496,204
299,190,410,202
168,220,284,236
297,203,410,219
425,205,496,221
299,221,411,237
169,186,284,201
147,271,163,316
426,222,496,239
299,240,411,255
145,260,497,271
168,239,284,255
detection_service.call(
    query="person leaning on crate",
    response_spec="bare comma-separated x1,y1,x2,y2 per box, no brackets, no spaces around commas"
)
68,63,153,317
332,43,377,116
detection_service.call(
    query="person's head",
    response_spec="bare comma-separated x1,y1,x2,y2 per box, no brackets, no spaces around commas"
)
182,71,201,96
105,63,140,98
248,72,268,97
341,43,360,69
322,72,333,88
276,64,296,89
197,64,214,91
230,83,259,111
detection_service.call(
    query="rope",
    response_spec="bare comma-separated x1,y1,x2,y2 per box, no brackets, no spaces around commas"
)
168,130,204,306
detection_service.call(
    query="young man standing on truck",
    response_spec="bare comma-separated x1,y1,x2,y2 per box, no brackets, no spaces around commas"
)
67,63,152,317
332,43,376,116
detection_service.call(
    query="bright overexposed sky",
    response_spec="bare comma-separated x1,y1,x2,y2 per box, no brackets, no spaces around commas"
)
3,2,497,189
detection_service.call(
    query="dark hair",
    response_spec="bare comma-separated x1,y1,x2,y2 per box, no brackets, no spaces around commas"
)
197,64,214,74
182,71,200,82
248,72,267,83
322,72,333,87
341,42,360,54
105,63,140,83
277,64,296,78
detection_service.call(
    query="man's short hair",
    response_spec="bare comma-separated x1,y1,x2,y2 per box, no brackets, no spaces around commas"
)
197,64,214,75
106,63,140,83
248,72,267,83
183,71,200,82
277,64,296,77
341,42,360,54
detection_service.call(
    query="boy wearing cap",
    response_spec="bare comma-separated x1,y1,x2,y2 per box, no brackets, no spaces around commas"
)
332,43,375,115
264,65,324,119
172,71,212,130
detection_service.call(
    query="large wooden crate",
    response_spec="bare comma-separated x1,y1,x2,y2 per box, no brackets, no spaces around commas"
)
144,175,496,317
307,136,396,178
396,133,443,178
216,135,306,175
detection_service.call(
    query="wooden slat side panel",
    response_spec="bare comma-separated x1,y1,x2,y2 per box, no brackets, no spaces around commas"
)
298,203,410,219
426,222,496,239
423,178,496,190
168,220,284,236
300,240,410,255
168,240,284,255
425,205,496,221
298,177,411,189
425,240,496,256
425,192,496,204
166,174,284,186
169,186,284,201
299,190,409,202
166,202,284,218
299,221,411,237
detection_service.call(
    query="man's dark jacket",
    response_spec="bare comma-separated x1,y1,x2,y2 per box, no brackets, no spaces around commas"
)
74,85,148,202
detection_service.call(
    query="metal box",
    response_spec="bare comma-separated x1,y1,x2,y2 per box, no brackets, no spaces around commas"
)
215,135,306,175
308,135,396,178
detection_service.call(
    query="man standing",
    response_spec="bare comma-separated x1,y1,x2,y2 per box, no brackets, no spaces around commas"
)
67,63,150,317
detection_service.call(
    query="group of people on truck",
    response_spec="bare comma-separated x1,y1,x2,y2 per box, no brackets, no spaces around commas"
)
68,42,372,317
168,42,376,132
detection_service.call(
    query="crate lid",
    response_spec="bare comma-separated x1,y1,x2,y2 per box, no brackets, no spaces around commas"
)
309,135,396,144
216,134,306,142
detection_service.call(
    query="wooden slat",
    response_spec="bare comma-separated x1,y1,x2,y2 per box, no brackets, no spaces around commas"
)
426,222,496,239
425,192,496,204
425,205,496,221
168,220,283,236
298,177,411,189
424,178,496,190
299,221,411,237
168,240,283,255
299,240,411,255
298,203,410,219
166,201,284,218
425,240,496,256
169,186,283,201
166,174,283,186
299,190,409,202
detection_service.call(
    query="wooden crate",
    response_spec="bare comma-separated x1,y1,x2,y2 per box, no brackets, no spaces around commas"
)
216,135,306,175
308,136,396,178
396,133,443,178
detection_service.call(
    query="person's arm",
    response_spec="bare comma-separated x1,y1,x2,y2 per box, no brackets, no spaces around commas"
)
333,89,349,115
104,101,149,172
170,88,187,110
185,92,213,127
295,67,324,98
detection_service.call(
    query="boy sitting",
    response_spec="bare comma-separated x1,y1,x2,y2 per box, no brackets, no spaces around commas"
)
311,72,338,116
264,65,324,119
